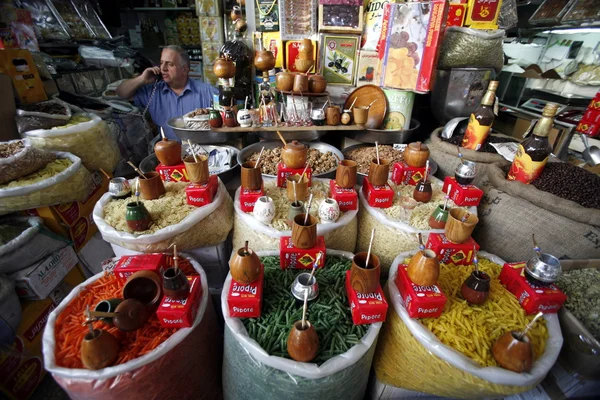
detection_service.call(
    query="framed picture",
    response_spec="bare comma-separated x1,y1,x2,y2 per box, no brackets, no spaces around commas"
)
319,34,359,86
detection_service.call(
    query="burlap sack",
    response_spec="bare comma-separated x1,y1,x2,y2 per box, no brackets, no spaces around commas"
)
427,128,510,186
474,162,600,261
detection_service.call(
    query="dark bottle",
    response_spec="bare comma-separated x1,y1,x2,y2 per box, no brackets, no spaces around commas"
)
220,30,252,104
507,103,558,184
461,80,499,150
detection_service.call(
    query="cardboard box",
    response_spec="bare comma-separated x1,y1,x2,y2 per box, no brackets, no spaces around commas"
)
320,33,360,86
466,0,501,29
356,50,380,87
227,268,264,318
157,276,202,328
499,262,567,314
395,264,447,318
442,176,484,207
262,32,283,68
446,3,467,27
329,180,358,211
576,119,600,137
426,233,479,265
0,48,47,104
392,162,430,186
276,163,312,188
25,170,108,251
378,1,447,92
240,184,265,212
9,246,78,300
185,175,218,207
155,162,189,183
114,253,167,284
279,236,326,269
362,177,394,208
345,271,388,325
583,109,600,124
285,40,317,73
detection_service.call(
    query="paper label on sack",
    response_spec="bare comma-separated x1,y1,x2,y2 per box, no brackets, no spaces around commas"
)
490,142,519,162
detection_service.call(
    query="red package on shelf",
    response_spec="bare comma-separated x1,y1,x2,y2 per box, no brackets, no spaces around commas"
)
157,276,202,328
345,271,388,325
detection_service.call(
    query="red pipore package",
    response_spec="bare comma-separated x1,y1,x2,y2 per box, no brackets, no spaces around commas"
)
499,263,567,314
345,271,388,325
362,177,394,208
239,184,264,212
395,264,447,318
114,254,166,284
276,163,312,188
155,162,189,183
329,179,358,211
426,232,479,266
391,162,429,186
442,176,484,207
157,276,202,328
185,175,218,207
227,268,264,318
279,236,326,269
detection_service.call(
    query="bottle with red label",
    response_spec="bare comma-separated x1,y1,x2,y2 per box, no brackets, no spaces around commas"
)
461,81,499,150
508,103,558,184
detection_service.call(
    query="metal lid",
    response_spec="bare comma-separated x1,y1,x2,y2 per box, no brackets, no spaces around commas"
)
407,141,429,151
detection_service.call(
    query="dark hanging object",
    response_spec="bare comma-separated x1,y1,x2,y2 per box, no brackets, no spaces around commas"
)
220,32,253,103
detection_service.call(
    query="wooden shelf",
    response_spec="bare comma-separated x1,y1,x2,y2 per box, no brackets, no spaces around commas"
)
212,124,366,133
122,7,195,11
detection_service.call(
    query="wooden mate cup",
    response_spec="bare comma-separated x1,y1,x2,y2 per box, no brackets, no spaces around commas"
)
184,155,209,184
445,208,478,244
368,158,390,186
350,252,381,294
241,161,262,190
138,171,165,200
292,213,317,249
335,160,357,189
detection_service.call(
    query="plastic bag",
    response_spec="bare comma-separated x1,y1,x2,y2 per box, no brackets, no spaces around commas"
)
43,256,223,400
222,249,382,400
0,152,92,215
93,179,233,253
232,178,358,252
24,113,120,173
0,216,69,274
498,0,518,30
0,138,56,185
373,250,563,398
356,176,477,274
15,99,72,134
437,27,505,73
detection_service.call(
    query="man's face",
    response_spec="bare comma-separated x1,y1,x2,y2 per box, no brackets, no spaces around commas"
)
160,48,189,86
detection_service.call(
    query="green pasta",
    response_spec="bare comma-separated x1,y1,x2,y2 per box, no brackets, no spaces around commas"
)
242,256,368,364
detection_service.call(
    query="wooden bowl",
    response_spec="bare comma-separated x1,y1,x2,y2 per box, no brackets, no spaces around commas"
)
122,270,162,311
80,329,119,370
407,249,439,286
308,75,327,93
281,140,308,169
404,142,430,168
276,71,294,91
295,59,314,74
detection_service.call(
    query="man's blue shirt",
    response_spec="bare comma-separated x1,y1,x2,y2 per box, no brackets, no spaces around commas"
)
134,78,218,140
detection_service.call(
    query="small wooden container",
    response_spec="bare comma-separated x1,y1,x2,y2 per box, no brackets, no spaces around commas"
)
287,320,319,362
281,140,308,169
336,160,357,189
154,138,182,166
461,270,490,305
241,161,263,190
352,106,369,125
351,252,381,294
308,75,327,93
184,155,209,184
286,174,308,202
292,214,317,249
404,142,430,168
492,331,533,373
230,245,262,284
122,270,162,312
413,179,433,203
445,208,478,244
139,171,165,200
407,249,439,286
326,106,341,126
368,158,390,186
276,71,294,91
293,73,309,92
162,267,190,300
113,299,150,332
80,329,119,370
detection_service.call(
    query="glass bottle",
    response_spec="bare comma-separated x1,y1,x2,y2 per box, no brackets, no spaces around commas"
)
461,81,499,150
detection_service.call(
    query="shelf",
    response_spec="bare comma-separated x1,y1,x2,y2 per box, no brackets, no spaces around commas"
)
122,7,195,11
275,90,329,97
518,24,600,36
212,124,366,133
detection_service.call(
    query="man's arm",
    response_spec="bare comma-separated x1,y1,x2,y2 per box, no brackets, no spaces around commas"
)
116,66,161,100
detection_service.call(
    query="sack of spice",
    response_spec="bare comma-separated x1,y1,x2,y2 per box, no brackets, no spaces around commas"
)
94,179,234,253
474,161,600,262
0,152,92,215
43,255,223,400
231,178,358,253
0,216,70,274
15,99,72,134
0,139,57,185
373,250,563,398
427,127,517,187
356,176,477,275
23,113,120,173
437,27,505,74
222,249,382,400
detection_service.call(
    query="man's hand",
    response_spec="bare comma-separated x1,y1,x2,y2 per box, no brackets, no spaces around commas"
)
116,67,161,100
140,66,162,84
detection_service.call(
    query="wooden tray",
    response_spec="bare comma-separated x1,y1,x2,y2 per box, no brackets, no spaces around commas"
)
343,85,387,129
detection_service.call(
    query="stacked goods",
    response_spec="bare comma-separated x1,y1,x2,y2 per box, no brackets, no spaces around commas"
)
24,113,120,173
222,250,382,400
232,179,358,252
475,161,600,261
0,151,92,215
43,256,222,400
94,179,233,253
373,250,563,398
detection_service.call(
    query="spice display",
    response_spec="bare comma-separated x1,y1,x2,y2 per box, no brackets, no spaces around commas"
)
344,145,404,175
529,0,571,25
557,268,600,341
245,147,338,175
21,0,70,40
242,255,368,363
420,258,548,367
0,158,71,189
51,0,94,39
183,108,211,130
0,139,56,185
561,0,600,24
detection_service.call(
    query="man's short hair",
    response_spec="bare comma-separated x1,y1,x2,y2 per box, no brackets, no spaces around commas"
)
163,45,189,67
